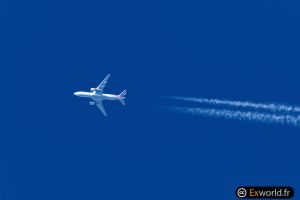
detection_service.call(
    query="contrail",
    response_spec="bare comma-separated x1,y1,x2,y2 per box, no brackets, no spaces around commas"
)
166,96,300,114
162,106,300,127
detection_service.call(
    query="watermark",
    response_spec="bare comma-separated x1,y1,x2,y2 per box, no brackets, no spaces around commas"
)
236,186,294,199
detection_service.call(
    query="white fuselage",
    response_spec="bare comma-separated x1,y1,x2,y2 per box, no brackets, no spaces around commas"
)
73,91,123,102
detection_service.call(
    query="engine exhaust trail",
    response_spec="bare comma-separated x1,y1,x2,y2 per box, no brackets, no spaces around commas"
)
166,96,300,114
162,106,300,127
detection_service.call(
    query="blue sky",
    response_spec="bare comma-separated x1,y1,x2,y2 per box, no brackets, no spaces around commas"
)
1,0,300,199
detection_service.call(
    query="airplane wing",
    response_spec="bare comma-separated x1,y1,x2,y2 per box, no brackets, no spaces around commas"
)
96,74,111,94
96,101,107,116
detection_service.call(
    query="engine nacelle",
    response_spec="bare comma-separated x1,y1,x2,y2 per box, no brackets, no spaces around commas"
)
89,101,96,106
90,88,97,91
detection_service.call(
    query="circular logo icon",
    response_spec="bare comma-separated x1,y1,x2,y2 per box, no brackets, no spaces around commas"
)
237,187,247,198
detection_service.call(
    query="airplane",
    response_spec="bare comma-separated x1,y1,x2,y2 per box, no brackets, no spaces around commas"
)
74,74,126,116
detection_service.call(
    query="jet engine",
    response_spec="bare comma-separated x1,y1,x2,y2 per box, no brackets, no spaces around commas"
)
90,88,97,91
89,101,96,106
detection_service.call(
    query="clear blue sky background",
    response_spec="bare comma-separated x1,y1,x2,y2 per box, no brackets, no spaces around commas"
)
1,0,300,199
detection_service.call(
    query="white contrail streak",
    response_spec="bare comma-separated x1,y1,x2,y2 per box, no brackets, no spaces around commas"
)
163,106,300,127
166,96,300,114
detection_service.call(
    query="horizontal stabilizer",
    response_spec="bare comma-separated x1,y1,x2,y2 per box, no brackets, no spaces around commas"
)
119,90,126,106
120,99,125,106
119,90,127,97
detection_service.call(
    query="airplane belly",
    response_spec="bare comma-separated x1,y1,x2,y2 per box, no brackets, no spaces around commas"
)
102,94,118,100
92,96,102,101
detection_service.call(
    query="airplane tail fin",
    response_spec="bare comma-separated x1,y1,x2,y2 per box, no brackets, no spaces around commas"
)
119,90,126,106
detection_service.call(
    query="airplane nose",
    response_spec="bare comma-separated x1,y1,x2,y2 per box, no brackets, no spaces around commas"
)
74,92,79,96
